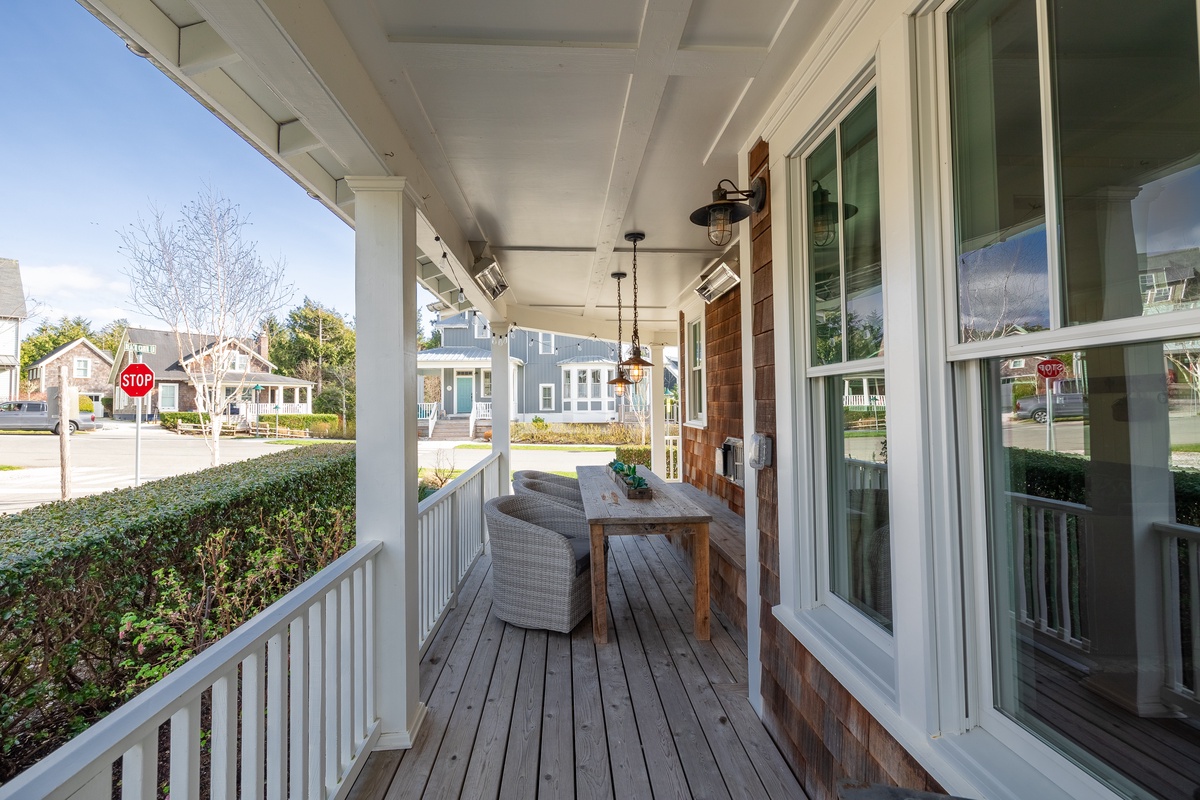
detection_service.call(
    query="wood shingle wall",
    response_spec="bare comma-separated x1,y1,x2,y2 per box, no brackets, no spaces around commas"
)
747,139,941,800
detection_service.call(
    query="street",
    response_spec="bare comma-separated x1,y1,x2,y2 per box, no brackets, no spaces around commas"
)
0,422,618,514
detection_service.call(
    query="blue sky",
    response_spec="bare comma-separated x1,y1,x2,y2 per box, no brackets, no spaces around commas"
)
0,1,362,330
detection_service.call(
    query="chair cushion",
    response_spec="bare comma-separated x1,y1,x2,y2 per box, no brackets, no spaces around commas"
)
566,534,592,576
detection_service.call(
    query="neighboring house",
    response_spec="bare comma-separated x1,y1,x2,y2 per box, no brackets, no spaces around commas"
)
418,312,669,423
0,258,27,403
107,326,314,420
1140,247,1200,310
25,337,114,413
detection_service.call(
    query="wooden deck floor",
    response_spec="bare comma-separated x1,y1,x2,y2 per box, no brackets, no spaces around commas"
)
347,534,805,800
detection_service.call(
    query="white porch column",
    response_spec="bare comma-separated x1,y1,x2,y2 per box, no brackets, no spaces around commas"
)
491,322,512,494
649,344,666,476
347,176,426,748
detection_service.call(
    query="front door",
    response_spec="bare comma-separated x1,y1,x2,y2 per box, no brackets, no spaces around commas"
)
455,374,473,414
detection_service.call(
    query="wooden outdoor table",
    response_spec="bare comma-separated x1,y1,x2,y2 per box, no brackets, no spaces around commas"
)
576,465,712,644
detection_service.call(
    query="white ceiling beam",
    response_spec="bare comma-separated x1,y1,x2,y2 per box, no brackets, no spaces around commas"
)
278,120,322,158
385,38,765,78
501,304,619,342
178,21,240,77
387,39,637,74
582,0,696,317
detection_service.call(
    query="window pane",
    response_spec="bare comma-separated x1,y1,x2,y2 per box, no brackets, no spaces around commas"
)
950,0,1051,341
809,133,842,365
826,373,891,631
842,92,883,361
984,342,1200,796
1052,0,1200,325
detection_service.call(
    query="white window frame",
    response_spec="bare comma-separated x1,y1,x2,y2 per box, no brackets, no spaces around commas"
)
159,383,179,412
539,332,554,354
73,358,91,379
684,306,706,427
474,315,489,339
481,369,492,398
539,383,555,411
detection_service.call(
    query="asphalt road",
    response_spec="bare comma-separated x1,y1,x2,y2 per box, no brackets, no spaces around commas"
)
0,422,617,514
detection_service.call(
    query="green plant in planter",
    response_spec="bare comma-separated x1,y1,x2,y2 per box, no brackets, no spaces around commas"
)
628,475,648,490
623,464,638,478
609,459,625,473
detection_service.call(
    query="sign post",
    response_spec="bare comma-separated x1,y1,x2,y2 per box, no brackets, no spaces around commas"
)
1037,358,1067,452
120,362,155,486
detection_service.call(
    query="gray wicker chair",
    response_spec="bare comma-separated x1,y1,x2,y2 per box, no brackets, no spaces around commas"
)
484,495,593,633
512,470,582,497
512,476,586,512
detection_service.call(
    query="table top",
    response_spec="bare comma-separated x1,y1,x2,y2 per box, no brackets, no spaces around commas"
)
576,465,713,526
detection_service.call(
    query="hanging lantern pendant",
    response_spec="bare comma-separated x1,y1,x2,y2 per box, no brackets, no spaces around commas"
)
620,231,654,384
607,268,633,397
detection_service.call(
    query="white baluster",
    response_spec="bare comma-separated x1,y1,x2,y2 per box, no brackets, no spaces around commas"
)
241,648,265,800
366,557,377,725
170,697,201,800
211,671,239,800
340,578,353,768
307,598,326,800
121,732,157,800
324,588,340,792
266,632,287,800
354,566,367,743
289,616,308,800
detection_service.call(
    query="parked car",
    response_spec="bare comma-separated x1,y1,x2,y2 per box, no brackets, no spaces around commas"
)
0,401,98,434
1013,390,1088,423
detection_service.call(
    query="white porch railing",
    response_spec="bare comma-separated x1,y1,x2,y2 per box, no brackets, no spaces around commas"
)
417,451,502,651
418,401,439,437
665,435,681,481
1159,521,1200,717
0,541,383,800
248,402,311,416
845,458,888,491
1010,492,1091,650
844,394,886,408
468,401,492,439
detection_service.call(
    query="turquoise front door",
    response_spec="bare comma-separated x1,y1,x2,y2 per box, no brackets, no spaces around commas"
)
455,375,473,414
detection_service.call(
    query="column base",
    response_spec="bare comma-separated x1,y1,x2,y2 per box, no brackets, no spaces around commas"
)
375,702,429,749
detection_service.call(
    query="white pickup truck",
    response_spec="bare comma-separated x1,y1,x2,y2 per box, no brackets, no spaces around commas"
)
0,401,98,434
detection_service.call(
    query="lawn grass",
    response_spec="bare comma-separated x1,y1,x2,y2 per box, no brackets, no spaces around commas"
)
0,465,20,471
267,438,356,446
1172,443,1200,453
456,443,615,451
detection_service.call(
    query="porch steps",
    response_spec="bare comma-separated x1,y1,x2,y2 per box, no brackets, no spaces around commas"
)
426,417,472,441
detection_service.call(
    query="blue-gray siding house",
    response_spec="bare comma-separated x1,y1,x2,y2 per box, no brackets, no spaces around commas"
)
419,313,669,423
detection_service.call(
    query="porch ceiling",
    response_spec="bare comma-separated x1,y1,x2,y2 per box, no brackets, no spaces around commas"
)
83,0,838,337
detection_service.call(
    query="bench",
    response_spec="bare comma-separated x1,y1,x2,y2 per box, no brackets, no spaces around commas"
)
671,482,748,637
249,422,311,438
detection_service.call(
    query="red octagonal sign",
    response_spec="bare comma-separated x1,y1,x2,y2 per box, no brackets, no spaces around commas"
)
1036,358,1066,380
120,363,156,398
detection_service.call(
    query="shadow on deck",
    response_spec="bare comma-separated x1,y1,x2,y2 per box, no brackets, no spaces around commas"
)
347,534,805,799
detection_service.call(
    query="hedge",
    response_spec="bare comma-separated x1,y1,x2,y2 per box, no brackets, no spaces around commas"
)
159,411,339,432
510,421,643,445
615,445,652,468
0,444,356,779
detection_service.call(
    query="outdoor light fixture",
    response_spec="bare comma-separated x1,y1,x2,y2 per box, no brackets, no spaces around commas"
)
810,181,857,247
607,267,633,398
426,299,451,314
689,178,767,246
695,262,741,304
471,256,508,301
619,232,654,384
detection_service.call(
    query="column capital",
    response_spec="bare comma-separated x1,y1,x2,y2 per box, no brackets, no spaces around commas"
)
489,321,511,336
344,176,425,207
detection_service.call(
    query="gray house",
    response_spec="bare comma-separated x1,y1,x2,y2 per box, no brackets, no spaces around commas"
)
0,259,27,403
419,312,653,423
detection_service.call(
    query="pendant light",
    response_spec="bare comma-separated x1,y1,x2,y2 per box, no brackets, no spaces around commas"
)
606,268,632,397
619,231,654,384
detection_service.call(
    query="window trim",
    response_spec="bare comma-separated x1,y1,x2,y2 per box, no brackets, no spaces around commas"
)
685,311,707,426
480,369,492,398
159,383,179,412
73,358,91,379
538,383,555,411
474,315,489,339
538,332,554,354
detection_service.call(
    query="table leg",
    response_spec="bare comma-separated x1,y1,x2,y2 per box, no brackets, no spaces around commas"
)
693,522,710,640
590,523,608,644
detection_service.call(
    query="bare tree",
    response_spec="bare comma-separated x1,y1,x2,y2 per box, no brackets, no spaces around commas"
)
120,188,293,465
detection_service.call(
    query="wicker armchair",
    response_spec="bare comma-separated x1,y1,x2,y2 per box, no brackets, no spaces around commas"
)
484,495,593,633
512,476,586,512
512,470,582,497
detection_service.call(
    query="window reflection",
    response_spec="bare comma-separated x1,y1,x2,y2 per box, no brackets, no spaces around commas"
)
827,373,891,631
985,342,1200,797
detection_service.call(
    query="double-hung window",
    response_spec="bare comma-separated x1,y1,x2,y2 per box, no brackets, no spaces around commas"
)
73,358,90,379
538,332,554,354
539,384,554,411
946,0,1200,794
481,369,492,398
801,87,890,634
687,319,705,423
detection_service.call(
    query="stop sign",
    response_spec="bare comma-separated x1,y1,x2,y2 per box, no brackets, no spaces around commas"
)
1036,358,1066,380
120,363,155,398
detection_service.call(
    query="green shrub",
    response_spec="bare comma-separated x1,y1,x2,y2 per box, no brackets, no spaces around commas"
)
0,444,355,779
510,421,641,445
100,397,113,414
159,411,206,430
615,445,651,468
78,396,94,413
309,420,356,440
1011,381,1037,402
266,413,339,431
531,415,548,428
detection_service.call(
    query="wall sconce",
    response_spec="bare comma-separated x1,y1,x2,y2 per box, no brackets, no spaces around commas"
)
689,178,766,246
695,262,741,304
426,299,451,314
811,181,857,247
471,257,508,301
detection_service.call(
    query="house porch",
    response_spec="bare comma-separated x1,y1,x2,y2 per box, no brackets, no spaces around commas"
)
346,533,802,800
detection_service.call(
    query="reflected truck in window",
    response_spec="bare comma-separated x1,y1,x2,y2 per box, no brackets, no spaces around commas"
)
1012,378,1088,423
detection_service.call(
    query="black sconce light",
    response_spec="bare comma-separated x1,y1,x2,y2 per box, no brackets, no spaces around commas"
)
810,181,857,248
689,178,767,246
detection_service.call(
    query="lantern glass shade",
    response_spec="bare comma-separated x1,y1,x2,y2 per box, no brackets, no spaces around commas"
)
627,363,645,384
707,205,734,246
607,369,632,396
620,351,654,385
